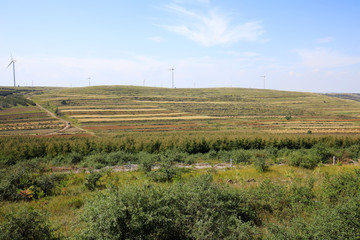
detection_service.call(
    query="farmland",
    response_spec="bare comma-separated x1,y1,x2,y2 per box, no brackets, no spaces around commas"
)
1,86,360,239
16,85,360,137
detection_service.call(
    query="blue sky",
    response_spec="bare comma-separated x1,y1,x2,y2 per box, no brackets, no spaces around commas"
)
0,0,360,92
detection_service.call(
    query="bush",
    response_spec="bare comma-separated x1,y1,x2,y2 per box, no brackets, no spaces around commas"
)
268,197,360,240
68,152,83,165
0,207,60,240
0,163,65,201
106,151,129,165
163,149,189,163
321,170,360,204
253,153,268,173
83,153,107,169
288,149,319,169
288,177,315,208
138,152,156,173
84,169,104,191
251,179,288,217
147,159,178,182
80,175,258,240
231,149,252,164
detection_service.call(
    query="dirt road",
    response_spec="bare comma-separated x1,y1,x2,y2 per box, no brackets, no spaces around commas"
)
50,162,231,174
33,101,92,136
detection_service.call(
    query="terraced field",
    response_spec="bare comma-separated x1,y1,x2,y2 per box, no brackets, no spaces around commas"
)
21,86,359,137
0,105,64,135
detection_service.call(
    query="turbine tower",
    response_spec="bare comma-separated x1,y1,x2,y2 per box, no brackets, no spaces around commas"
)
169,67,175,88
7,55,16,87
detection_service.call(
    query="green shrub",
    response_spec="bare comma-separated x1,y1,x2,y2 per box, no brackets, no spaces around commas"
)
251,179,288,216
68,152,83,165
0,163,65,201
147,159,178,182
253,153,268,173
0,207,60,240
84,153,107,169
321,170,360,204
163,149,189,163
288,149,319,169
231,149,252,164
84,169,104,191
138,152,156,173
106,151,128,165
80,175,258,240
288,177,315,208
312,143,333,163
268,197,360,240
345,144,360,160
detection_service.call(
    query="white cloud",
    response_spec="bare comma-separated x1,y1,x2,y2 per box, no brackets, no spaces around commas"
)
163,4,264,46
148,36,165,43
316,36,335,43
296,48,360,70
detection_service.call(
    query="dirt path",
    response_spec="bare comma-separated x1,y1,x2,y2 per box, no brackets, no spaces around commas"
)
32,100,93,136
50,162,231,174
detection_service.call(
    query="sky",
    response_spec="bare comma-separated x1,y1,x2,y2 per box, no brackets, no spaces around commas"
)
0,0,360,92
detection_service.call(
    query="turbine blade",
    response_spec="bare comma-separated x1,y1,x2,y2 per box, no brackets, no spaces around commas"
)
7,61,12,68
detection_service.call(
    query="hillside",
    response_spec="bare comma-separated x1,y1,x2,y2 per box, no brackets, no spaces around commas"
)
1,86,360,136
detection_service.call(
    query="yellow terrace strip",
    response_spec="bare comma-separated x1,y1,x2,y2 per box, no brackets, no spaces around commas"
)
61,108,167,112
72,112,187,118
77,115,219,122
134,100,237,104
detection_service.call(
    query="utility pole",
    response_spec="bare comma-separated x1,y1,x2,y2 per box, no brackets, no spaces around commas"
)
260,75,266,89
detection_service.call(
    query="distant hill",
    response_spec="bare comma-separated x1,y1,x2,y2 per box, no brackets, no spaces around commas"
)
2,86,360,136
324,93,360,102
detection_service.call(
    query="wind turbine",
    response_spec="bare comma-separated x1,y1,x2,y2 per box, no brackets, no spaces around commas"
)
7,55,16,87
168,67,175,88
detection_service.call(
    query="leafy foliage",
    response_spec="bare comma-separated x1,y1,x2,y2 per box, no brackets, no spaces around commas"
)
0,94,35,109
268,197,360,240
253,153,268,173
80,175,258,240
84,169,104,191
0,162,66,201
0,207,60,240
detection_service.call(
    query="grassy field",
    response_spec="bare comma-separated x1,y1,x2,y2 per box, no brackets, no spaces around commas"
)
2,85,360,136
24,86,360,137
0,87,65,135
1,86,360,239
1,163,359,239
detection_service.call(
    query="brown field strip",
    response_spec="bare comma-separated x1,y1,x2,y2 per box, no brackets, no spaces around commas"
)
61,108,167,112
72,113,189,118
135,100,246,104
58,105,161,109
77,115,220,123
0,112,53,120
0,106,41,115
83,123,200,130
265,128,360,134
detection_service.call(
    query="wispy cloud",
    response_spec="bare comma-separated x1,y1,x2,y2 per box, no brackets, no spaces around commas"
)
148,36,165,43
296,48,360,70
163,4,264,46
316,36,335,44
